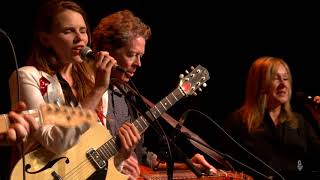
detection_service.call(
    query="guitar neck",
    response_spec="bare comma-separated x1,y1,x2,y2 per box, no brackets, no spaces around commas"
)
90,65,209,164
134,87,184,134
96,87,185,159
0,109,40,134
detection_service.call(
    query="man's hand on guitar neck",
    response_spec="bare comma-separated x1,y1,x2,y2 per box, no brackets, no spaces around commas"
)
117,122,141,159
1,102,39,144
114,122,141,180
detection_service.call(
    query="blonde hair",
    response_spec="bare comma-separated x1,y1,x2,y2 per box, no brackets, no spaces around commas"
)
239,56,298,133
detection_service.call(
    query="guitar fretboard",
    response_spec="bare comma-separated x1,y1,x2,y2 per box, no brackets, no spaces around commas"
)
96,87,185,160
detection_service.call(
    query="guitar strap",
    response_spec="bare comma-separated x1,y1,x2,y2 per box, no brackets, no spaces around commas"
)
56,73,79,107
119,81,235,171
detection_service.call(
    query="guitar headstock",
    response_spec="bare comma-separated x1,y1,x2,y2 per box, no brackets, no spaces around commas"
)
39,104,98,127
179,65,210,96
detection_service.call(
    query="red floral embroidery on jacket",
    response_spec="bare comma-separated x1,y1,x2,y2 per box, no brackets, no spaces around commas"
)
39,76,50,96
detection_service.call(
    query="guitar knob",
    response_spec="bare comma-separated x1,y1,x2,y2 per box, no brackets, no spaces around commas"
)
203,83,207,87
179,74,184,79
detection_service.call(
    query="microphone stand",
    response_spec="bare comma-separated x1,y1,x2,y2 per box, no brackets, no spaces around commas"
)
170,123,203,178
158,135,174,180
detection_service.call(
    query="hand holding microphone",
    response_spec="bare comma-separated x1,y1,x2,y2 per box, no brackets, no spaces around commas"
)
296,92,320,109
80,46,117,93
80,46,127,73
296,92,320,125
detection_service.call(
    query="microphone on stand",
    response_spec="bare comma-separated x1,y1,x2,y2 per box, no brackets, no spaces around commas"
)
80,46,127,73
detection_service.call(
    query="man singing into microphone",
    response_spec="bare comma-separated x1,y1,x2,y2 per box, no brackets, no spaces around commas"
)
89,10,216,180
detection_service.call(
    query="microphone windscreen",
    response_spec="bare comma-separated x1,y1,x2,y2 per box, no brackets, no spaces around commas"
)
80,46,94,61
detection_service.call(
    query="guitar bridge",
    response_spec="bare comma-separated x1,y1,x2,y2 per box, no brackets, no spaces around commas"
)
86,148,106,169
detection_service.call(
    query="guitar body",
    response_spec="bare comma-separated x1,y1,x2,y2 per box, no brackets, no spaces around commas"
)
10,123,128,180
10,65,210,180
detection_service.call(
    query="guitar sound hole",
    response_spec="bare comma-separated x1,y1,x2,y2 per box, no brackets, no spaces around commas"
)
25,157,69,174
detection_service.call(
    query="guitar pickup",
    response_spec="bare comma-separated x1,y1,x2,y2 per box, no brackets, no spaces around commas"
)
86,148,106,169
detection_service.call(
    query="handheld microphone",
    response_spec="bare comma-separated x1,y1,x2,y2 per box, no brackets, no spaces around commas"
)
80,46,127,73
296,92,318,109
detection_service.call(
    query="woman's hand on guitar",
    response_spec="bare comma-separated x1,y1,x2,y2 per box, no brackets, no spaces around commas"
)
191,153,217,175
6,102,39,143
121,155,140,180
118,122,141,159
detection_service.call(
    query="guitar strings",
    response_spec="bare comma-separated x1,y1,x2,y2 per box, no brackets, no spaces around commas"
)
62,159,93,179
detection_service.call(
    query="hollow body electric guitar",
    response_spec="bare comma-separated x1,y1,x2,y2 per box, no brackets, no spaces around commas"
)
10,65,210,180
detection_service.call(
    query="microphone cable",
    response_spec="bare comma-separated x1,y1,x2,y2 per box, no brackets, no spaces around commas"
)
179,108,285,180
0,28,25,180
128,79,175,180
0,28,20,103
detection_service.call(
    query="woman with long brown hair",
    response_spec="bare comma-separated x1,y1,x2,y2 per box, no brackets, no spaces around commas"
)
9,0,139,172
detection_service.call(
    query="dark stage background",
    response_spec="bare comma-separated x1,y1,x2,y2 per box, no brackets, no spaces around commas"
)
1,0,320,178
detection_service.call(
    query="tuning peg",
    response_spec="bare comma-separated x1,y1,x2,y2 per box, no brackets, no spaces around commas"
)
55,98,63,107
46,104,53,112
70,101,76,107
198,88,202,92
193,92,198,96
203,83,207,87
190,66,194,70
185,70,189,74
54,106,60,113
179,74,184,79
